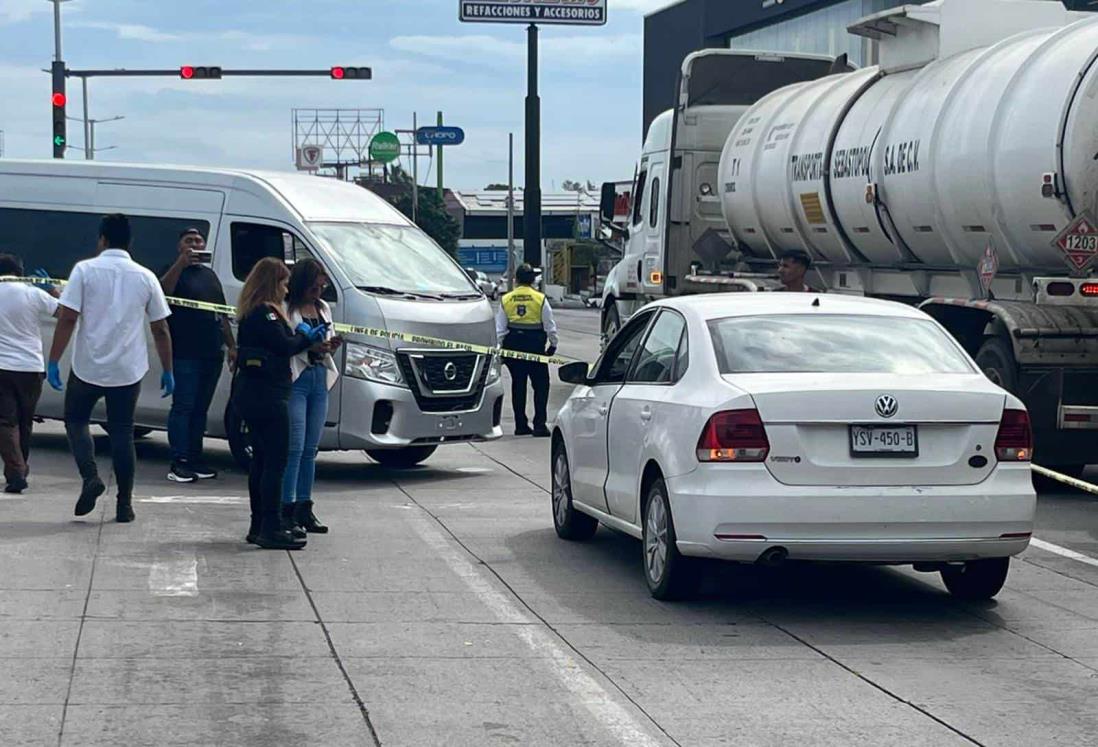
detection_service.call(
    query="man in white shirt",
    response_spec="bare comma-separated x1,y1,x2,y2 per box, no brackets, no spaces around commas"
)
0,254,60,494
47,214,175,523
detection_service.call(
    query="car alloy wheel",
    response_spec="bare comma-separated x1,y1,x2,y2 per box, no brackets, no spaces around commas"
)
645,491,669,585
551,441,598,541
553,450,570,528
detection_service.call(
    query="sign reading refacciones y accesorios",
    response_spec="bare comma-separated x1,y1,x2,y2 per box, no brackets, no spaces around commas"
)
459,0,606,26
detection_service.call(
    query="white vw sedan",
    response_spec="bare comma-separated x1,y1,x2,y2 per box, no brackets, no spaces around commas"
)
551,294,1035,600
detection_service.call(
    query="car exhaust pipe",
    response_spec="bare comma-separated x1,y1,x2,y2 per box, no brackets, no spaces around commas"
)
756,546,789,567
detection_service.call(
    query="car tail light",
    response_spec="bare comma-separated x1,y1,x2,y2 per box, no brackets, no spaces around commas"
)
697,409,770,462
1081,282,1098,297
995,409,1032,462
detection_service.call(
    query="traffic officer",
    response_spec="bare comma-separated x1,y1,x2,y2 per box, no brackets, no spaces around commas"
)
496,264,558,438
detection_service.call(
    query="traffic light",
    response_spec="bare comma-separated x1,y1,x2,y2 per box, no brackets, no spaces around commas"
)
51,61,66,158
330,66,371,80
180,66,222,80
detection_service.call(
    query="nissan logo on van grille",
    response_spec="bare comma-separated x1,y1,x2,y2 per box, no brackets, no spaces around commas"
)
875,395,898,419
443,362,458,382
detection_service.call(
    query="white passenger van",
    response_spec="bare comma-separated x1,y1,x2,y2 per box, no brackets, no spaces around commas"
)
0,160,504,468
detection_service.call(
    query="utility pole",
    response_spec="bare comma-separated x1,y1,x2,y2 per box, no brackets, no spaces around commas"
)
412,111,418,223
69,114,122,160
523,23,542,268
436,111,444,200
507,132,516,291
49,0,72,158
81,77,90,159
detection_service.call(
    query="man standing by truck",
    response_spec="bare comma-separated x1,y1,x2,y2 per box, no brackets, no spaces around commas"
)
777,250,820,293
496,264,558,438
160,227,236,483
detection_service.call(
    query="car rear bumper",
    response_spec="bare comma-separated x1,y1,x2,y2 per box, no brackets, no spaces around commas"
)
665,464,1036,564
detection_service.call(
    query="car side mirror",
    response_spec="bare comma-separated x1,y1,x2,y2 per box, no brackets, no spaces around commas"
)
558,361,590,385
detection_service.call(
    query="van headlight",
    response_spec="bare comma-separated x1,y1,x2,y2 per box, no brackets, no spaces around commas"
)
486,354,502,385
344,342,406,387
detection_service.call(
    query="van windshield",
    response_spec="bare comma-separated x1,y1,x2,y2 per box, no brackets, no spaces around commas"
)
309,222,479,297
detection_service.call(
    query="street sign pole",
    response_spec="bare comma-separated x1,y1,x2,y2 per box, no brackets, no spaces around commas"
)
437,111,444,200
412,111,419,223
524,23,542,268
507,132,516,291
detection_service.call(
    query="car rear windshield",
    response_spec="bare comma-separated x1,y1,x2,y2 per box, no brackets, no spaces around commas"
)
708,314,975,374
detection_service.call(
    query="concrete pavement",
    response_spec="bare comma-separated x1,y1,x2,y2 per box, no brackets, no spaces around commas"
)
4,308,1098,746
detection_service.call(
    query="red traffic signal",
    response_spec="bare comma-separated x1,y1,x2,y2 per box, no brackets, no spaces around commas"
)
180,66,222,80
51,92,66,107
330,66,371,80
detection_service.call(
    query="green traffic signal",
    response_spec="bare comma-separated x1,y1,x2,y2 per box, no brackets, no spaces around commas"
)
54,135,65,147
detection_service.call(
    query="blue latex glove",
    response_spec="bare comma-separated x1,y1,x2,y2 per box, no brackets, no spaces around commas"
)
30,268,55,294
295,322,328,342
160,370,175,398
47,361,63,391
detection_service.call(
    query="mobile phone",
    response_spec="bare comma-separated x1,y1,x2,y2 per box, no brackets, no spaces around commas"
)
192,250,213,263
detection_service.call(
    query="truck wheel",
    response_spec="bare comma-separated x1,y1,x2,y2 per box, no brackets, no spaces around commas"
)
602,302,620,342
975,338,1018,394
642,478,698,601
940,557,1010,600
551,440,598,541
225,405,252,472
365,446,437,469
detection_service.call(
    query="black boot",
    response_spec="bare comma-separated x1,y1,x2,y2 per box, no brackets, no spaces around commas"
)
74,476,105,516
295,500,329,534
281,503,307,540
256,517,307,550
116,496,135,523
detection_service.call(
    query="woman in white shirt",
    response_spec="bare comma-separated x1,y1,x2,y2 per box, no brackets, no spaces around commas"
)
282,258,342,535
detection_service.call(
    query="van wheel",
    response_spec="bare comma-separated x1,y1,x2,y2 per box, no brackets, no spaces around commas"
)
642,478,697,601
551,441,598,541
225,406,252,471
602,302,620,346
940,557,1010,600
975,338,1018,394
365,446,437,468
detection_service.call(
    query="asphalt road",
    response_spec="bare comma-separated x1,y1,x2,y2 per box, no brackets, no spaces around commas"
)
3,307,1098,746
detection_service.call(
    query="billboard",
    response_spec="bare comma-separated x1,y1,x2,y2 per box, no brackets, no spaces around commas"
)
460,0,607,26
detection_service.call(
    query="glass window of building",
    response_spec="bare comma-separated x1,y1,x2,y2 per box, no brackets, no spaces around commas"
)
728,0,919,68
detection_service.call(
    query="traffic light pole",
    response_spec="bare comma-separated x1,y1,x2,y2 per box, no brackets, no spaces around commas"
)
524,24,542,268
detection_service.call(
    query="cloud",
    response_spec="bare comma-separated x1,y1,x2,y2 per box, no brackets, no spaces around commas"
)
0,0,51,25
389,32,640,66
69,20,315,51
71,21,180,43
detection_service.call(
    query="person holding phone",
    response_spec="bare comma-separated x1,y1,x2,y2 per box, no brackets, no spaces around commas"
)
282,258,342,535
160,227,237,483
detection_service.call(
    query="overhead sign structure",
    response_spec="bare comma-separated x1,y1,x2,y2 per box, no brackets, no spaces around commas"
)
369,131,401,164
296,145,323,171
459,0,607,26
416,126,466,146
1053,210,1098,274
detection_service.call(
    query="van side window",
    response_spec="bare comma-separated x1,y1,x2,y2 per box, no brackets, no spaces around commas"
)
0,207,208,279
231,222,337,302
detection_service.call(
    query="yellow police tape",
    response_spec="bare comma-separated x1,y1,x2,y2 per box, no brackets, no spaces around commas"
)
1,276,570,365
1031,465,1098,496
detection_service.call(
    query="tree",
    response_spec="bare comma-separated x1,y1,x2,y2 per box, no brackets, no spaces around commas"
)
382,166,461,257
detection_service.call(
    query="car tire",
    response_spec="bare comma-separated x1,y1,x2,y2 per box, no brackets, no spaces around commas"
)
225,405,252,472
975,338,1018,394
551,441,598,541
365,446,437,469
940,557,1010,600
642,478,697,601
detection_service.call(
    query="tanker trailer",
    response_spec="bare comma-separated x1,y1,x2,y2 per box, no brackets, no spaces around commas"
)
717,0,1098,472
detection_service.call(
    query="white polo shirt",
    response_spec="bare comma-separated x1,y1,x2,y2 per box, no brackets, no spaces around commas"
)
59,249,172,387
0,278,60,373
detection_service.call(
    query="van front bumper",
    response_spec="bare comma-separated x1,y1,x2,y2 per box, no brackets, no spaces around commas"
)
338,375,504,450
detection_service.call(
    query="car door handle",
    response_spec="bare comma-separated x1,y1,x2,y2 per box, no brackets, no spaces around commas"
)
598,404,609,416
640,408,652,423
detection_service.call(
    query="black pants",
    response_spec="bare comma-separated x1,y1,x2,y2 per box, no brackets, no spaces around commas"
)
64,374,141,500
0,370,43,483
506,360,550,430
237,396,290,531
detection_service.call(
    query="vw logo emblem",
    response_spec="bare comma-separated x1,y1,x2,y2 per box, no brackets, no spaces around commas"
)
443,361,458,382
875,395,898,419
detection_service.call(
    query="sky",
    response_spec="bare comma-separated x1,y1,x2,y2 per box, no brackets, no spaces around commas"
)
0,0,674,191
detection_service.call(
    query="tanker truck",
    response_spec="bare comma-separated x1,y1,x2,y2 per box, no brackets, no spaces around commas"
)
599,0,1098,473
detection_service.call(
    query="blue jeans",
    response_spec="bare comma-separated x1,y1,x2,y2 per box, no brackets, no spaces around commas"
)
167,357,223,464
283,365,329,504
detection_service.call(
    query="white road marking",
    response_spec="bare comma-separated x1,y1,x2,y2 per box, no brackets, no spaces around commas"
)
148,555,199,597
1029,538,1098,569
139,495,244,505
404,508,664,747
456,467,494,474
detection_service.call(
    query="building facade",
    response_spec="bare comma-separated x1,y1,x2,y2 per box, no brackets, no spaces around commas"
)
643,0,1081,137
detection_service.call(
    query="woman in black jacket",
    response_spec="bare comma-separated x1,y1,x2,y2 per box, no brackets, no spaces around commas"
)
233,257,328,550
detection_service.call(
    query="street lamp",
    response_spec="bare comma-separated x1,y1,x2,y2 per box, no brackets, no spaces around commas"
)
67,113,124,159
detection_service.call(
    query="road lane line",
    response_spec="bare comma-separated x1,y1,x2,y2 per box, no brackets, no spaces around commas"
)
403,507,666,747
1030,538,1098,569
138,495,245,505
148,555,199,597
